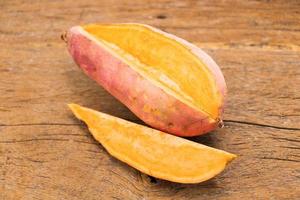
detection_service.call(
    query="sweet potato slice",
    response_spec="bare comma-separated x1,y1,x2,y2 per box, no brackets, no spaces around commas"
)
66,23,227,136
69,104,236,184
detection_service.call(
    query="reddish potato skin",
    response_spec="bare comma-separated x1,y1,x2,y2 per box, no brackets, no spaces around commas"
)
67,26,224,136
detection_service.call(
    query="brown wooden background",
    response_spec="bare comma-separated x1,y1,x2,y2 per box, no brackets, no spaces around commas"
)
1,0,300,199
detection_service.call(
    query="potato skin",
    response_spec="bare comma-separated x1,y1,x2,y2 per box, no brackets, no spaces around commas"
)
67,26,226,136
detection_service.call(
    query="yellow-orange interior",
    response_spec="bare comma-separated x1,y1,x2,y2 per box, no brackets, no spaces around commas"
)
84,24,222,119
69,104,236,183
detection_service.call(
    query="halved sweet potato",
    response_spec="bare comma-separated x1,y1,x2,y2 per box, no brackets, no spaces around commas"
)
69,104,236,184
66,23,227,136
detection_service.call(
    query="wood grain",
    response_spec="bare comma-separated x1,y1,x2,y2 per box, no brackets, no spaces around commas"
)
1,0,300,199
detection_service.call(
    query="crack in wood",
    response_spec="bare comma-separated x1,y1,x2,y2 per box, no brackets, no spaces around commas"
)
1,120,300,131
38,133,88,137
159,25,300,33
25,157,47,163
0,123,81,127
279,146,300,150
230,142,247,146
73,139,98,145
224,120,300,131
86,149,101,153
256,156,300,163
269,137,300,143
0,138,69,144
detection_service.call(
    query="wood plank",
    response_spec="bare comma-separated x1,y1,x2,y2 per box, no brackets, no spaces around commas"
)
1,48,299,128
1,0,300,199
1,124,299,199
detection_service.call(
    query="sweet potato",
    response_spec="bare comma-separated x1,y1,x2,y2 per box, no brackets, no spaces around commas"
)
69,104,236,184
66,24,227,136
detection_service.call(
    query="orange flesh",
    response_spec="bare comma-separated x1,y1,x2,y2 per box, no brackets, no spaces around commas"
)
69,104,236,183
83,24,221,119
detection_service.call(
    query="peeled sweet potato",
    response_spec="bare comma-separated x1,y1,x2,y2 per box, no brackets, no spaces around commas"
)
69,104,236,184
66,23,227,136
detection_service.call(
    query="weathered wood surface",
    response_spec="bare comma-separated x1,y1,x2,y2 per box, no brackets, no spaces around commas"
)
1,0,300,199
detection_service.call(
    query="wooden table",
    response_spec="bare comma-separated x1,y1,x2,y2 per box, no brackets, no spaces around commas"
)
1,0,300,199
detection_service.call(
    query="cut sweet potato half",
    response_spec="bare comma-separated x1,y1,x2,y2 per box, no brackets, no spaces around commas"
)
66,23,227,136
69,104,236,184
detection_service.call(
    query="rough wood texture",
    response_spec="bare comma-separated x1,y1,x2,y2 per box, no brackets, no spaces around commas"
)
1,0,299,199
